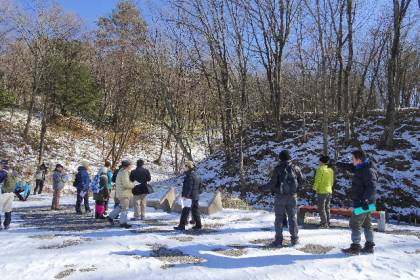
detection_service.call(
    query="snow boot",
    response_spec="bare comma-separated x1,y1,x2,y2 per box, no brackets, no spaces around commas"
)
192,225,202,230
342,243,362,255
107,217,115,226
120,223,132,229
361,241,375,254
269,239,283,248
3,212,11,230
291,237,299,246
174,226,186,231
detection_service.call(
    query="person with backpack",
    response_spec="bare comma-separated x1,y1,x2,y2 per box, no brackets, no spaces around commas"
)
0,163,17,230
313,155,335,228
107,160,134,228
104,161,114,213
0,160,8,189
130,159,152,221
51,164,66,210
337,150,377,255
260,150,304,247
93,167,110,220
174,161,203,231
73,161,91,214
34,163,48,195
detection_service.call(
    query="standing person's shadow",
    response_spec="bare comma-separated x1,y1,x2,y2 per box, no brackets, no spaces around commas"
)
112,243,345,270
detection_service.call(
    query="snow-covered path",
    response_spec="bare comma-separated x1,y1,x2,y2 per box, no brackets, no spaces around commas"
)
0,194,419,280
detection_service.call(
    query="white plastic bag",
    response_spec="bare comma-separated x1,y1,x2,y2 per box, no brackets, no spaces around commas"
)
179,197,192,208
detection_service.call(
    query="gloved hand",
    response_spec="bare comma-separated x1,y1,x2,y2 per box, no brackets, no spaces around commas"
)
361,200,369,210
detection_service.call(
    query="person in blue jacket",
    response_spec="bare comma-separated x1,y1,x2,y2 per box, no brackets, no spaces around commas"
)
103,160,114,214
73,161,91,214
14,180,32,201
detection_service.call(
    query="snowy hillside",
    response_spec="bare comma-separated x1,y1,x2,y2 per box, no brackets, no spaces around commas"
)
189,110,420,221
1,109,419,220
0,195,419,280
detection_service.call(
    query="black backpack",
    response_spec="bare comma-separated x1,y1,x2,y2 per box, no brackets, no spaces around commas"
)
278,165,298,195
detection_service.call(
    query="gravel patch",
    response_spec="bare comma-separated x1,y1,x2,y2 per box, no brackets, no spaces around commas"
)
54,269,76,279
297,244,334,254
212,248,247,257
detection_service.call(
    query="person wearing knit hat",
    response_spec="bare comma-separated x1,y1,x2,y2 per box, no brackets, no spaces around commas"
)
74,161,92,214
108,160,134,228
259,150,304,247
184,161,195,170
51,164,65,210
278,150,291,161
174,160,203,231
34,163,48,195
313,155,335,228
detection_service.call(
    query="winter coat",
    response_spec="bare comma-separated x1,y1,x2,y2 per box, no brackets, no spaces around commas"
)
130,166,151,195
107,170,113,191
115,168,134,199
262,160,304,195
2,170,16,193
0,169,7,184
313,164,334,194
94,174,110,202
74,166,91,191
53,170,66,191
15,181,32,196
181,170,202,201
35,165,47,181
337,160,377,208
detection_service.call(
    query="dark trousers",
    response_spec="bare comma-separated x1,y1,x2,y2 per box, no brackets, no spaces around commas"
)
34,180,44,194
75,190,90,213
317,193,331,226
15,189,28,201
179,200,201,227
274,194,298,242
350,212,373,245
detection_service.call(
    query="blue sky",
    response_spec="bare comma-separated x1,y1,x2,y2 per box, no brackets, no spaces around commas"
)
54,0,165,29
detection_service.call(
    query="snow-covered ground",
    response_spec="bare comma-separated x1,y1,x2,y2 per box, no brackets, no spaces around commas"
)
0,194,419,280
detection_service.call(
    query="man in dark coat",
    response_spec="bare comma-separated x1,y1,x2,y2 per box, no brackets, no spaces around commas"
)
74,161,91,214
174,161,202,231
260,150,304,247
130,159,152,220
337,150,378,255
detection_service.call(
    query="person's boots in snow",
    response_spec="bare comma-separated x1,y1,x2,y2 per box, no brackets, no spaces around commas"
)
269,239,283,248
342,243,362,255
120,223,132,229
291,237,299,246
3,212,11,230
107,217,115,225
174,207,190,231
361,241,375,254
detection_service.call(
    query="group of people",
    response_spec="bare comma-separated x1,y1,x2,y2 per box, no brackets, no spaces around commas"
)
70,158,202,231
0,149,377,256
261,149,377,255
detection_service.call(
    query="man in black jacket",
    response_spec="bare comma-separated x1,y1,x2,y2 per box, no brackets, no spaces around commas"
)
174,161,202,231
337,150,377,255
130,159,151,220
260,150,304,247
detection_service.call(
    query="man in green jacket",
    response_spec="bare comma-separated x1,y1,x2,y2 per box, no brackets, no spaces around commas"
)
313,155,335,228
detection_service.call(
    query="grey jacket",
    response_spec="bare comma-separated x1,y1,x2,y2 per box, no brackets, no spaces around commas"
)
53,170,65,191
